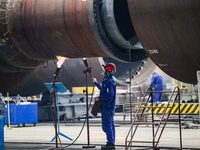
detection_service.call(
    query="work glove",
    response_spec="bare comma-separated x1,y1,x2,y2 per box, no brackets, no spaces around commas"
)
94,97,99,101
91,99,101,116
149,85,154,90
92,78,97,83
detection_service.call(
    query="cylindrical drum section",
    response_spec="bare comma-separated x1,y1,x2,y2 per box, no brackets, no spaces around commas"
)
8,0,106,59
128,0,200,84
5,0,147,61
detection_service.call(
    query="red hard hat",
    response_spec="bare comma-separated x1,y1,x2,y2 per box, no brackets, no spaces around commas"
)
104,63,116,73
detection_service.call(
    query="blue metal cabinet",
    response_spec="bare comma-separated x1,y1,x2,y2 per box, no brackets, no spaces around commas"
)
0,116,4,150
4,103,38,126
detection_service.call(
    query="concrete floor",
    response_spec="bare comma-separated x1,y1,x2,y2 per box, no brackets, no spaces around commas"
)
3,115,200,150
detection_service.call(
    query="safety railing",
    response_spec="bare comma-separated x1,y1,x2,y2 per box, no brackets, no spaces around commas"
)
125,86,182,150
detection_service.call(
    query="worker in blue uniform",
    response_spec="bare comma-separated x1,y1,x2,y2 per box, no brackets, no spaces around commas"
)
150,71,163,102
92,63,116,150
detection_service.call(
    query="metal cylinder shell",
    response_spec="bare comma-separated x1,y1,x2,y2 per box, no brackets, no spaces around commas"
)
128,0,200,84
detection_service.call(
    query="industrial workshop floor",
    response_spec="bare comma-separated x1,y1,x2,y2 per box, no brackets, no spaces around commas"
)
4,115,200,150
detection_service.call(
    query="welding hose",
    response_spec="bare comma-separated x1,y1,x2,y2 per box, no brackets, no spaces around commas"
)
61,60,95,148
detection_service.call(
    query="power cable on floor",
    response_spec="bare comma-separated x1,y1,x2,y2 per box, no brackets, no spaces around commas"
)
62,83,95,149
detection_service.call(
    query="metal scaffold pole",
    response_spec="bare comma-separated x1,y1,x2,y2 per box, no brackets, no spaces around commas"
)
197,71,200,122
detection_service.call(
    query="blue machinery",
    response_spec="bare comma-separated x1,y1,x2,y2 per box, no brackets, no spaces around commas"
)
0,116,4,150
0,94,38,150
4,102,38,127
1,93,38,127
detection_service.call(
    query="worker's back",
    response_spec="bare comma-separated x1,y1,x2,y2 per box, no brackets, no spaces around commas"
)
150,72,163,90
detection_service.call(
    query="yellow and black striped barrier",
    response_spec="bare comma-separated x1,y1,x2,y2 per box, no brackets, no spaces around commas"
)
143,103,199,115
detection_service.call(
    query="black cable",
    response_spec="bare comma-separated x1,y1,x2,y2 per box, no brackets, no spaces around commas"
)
62,83,95,149
60,58,96,149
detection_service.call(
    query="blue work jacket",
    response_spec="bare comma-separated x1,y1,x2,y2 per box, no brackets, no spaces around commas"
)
94,76,116,112
150,72,163,90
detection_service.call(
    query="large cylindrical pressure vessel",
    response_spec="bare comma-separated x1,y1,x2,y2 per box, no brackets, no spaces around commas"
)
5,0,145,60
0,0,146,92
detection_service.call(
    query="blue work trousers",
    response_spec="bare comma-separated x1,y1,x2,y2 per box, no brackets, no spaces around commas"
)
153,89,162,102
101,109,115,144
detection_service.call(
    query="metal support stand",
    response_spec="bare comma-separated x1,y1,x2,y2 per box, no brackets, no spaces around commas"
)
129,69,133,124
51,74,58,148
127,41,133,124
6,92,12,130
50,87,73,142
45,79,73,148
197,71,200,122
82,59,95,149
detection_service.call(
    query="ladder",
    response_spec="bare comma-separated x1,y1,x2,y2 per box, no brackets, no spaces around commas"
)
125,86,182,150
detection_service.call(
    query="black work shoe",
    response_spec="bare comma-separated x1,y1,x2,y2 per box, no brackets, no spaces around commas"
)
101,142,115,150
